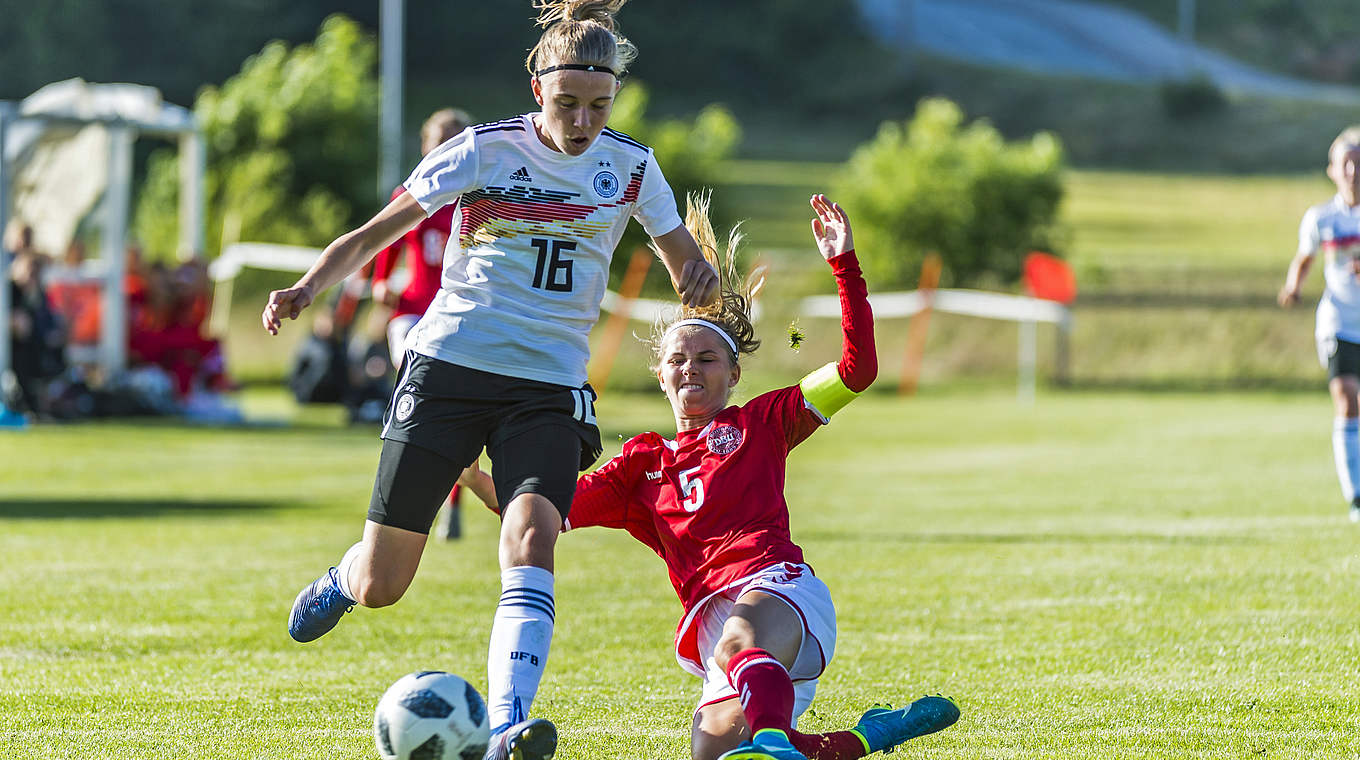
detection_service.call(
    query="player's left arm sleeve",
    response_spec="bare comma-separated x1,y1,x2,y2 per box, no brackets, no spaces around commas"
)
631,151,683,239
799,250,877,420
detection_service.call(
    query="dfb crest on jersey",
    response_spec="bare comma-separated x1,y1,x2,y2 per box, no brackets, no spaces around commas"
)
395,393,416,422
593,169,619,198
707,425,742,456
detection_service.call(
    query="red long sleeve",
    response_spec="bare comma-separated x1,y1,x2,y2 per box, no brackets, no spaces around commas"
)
828,250,876,393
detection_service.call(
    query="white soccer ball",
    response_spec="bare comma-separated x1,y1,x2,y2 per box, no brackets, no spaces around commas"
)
374,671,490,760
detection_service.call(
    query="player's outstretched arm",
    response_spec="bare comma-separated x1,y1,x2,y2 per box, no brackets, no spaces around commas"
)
799,194,877,416
1278,251,1313,308
261,192,426,334
652,224,719,307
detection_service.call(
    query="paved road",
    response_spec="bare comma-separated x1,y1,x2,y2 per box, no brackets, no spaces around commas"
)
856,0,1360,103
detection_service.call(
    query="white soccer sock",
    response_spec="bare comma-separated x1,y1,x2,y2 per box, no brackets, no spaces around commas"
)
334,541,364,603
1333,417,1360,503
486,565,555,731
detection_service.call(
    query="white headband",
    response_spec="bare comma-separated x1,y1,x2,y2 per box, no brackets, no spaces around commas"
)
664,318,738,356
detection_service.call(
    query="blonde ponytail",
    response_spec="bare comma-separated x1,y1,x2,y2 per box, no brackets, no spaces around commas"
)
650,192,763,365
526,0,638,78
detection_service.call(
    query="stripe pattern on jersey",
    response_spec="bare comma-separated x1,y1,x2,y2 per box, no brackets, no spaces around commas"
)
499,585,556,622
473,117,526,136
601,127,648,154
456,160,648,248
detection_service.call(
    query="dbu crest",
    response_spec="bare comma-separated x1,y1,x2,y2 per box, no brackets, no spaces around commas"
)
707,425,742,456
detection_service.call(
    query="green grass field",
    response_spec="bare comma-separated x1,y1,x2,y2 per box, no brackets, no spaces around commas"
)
3,387,1359,759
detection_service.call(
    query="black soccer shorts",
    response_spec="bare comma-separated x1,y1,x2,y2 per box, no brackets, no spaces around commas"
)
367,351,602,533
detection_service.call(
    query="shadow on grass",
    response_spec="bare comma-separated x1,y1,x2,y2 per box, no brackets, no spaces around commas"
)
0,497,282,520
802,531,1259,546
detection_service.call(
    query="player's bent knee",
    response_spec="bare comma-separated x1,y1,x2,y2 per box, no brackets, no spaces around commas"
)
712,634,752,672
498,495,562,567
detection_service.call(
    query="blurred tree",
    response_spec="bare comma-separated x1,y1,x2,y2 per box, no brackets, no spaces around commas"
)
834,97,1065,289
133,15,378,259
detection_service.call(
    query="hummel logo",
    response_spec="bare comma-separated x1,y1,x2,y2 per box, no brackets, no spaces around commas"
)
509,166,532,182
645,470,662,481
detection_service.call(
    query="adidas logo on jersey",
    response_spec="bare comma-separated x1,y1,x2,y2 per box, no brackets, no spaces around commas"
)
509,166,533,182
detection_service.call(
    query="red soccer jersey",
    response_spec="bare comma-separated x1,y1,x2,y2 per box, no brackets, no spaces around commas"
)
567,384,826,612
372,187,454,319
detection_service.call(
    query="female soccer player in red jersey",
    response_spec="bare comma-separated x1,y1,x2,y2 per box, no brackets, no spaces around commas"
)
466,195,958,759
263,3,717,758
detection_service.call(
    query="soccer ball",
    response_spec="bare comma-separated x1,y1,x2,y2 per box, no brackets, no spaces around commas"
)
374,671,490,760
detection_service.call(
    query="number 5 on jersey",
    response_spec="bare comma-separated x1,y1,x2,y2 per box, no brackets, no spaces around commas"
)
679,465,705,512
531,237,575,292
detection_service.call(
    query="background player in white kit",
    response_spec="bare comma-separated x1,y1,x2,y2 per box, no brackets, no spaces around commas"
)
1280,126,1360,523
465,194,958,760
261,2,718,758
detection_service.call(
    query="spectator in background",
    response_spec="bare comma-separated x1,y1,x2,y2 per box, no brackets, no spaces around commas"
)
7,245,66,414
371,107,472,539
1280,125,1360,523
126,254,231,399
46,238,102,347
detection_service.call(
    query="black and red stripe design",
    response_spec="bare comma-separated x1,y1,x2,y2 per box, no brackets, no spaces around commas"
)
456,160,649,245
619,161,644,204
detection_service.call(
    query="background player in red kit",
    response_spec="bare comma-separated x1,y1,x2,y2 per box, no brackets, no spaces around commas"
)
372,108,472,368
465,194,958,760
370,108,487,537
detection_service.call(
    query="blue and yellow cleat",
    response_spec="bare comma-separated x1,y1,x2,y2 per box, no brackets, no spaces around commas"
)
852,695,960,754
483,717,558,760
717,729,808,760
287,567,355,642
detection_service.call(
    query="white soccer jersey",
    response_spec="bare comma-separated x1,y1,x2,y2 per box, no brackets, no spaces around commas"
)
401,114,683,386
1300,195,1360,342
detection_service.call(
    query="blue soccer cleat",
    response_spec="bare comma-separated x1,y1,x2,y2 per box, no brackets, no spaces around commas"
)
716,729,808,760
287,567,355,642
483,717,558,760
852,695,960,754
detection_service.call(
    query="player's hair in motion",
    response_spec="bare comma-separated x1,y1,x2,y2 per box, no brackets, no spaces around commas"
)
649,192,763,368
1331,126,1360,161
526,0,638,78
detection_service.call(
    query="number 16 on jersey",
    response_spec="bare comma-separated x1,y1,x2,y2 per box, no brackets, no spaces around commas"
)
530,238,575,292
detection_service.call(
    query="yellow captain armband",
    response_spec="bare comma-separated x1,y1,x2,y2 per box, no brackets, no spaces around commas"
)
799,362,859,420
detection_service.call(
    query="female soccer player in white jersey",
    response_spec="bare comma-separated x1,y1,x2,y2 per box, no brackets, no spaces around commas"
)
1280,126,1360,524
261,2,717,758
555,194,957,759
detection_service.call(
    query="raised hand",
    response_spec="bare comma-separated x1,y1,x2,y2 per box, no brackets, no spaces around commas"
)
261,283,316,335
810,194,854,261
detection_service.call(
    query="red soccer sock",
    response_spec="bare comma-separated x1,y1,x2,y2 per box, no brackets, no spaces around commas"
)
726,648,795,735
788,728,868,760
